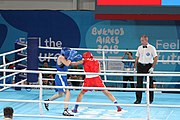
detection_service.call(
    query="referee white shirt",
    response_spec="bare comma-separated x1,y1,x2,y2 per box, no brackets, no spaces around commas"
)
136,44,157,64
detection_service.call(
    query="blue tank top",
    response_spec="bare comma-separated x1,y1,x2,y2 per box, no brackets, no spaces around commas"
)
56,63,68,72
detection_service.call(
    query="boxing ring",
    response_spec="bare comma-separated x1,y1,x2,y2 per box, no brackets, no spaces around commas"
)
0,45,180,120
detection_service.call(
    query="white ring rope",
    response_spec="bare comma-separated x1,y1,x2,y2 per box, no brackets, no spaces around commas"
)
0,46,27,92
0,46,179,120
0,98,180,108
0,79,27,92
16,42,27,47
39,67,180,74
0,72,19,81
0,57,27,68
38,56,180,63
0,81,180,120
41,78,180,85
0,69,180,77
17,52,27,57
0,114,144,120
0,47,27,57
39,46,180,53
1,82,180,92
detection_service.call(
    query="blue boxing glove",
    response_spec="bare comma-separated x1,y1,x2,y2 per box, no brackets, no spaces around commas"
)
73,54,82,61
67,50,77,61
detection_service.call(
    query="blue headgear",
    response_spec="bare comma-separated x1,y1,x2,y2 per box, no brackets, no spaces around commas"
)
61,47,71,58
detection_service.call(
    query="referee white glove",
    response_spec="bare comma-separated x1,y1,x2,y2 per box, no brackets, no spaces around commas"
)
148,67,154,74
133,68,136,73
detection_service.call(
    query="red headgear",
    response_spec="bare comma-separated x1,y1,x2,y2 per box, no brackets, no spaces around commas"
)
83,52,93,59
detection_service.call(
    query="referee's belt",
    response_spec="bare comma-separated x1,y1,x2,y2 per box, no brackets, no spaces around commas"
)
138,62,152,66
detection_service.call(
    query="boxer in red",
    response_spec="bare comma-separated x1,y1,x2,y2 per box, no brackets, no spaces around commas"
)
71,52,122,113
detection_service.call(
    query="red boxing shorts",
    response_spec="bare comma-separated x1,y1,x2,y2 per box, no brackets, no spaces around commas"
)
82,76,105,92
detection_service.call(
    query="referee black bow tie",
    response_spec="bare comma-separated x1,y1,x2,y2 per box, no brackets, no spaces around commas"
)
143,46,147,48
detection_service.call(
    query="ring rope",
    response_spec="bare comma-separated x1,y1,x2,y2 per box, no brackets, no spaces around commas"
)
1,83,180,92
38,46,180,53
0,57,27,68
0,47,27,57
0,69,179,77
0,113,142,120
38,56,180,63
39,67,180,74
0,79,27,92
0,46,179,120
41,78,180,85
0,97,180,108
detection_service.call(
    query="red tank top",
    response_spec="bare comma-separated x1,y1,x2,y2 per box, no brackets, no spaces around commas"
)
83,58,100,73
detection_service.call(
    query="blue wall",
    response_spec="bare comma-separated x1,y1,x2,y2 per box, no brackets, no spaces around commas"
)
0,10,179,87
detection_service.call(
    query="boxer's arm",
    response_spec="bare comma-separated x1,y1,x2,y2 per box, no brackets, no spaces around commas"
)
98,64,101,73
70,60,84,66
58,56,71,66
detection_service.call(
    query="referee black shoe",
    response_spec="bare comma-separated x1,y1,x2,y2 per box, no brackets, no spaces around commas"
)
150,101,153,104
134,100,141,104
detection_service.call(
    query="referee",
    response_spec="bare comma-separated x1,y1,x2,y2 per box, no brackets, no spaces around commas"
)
134,35,158,104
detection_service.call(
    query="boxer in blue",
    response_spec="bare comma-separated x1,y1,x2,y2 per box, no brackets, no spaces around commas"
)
44,47,82,116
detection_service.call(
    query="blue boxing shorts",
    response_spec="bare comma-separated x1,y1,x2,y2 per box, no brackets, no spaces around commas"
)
55,74,68,93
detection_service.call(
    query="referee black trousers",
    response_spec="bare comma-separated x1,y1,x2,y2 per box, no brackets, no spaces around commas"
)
135,63,154,102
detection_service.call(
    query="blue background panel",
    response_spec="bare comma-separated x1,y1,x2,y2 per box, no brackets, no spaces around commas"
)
162,0,180,6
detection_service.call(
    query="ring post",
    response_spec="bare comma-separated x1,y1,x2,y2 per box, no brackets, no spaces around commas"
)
146,75,150,120
27,37,39,83
2,55,6,89
102,50,107,82
39,72,43,115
